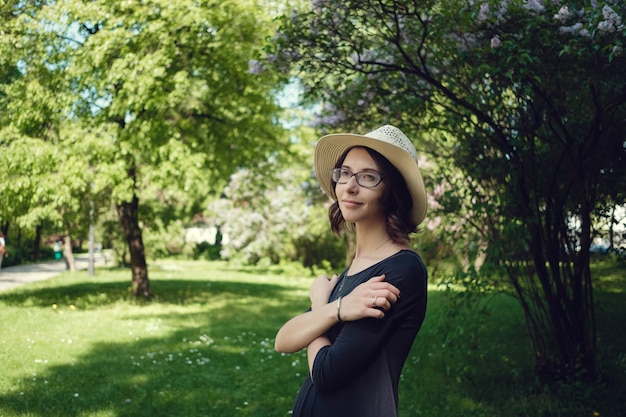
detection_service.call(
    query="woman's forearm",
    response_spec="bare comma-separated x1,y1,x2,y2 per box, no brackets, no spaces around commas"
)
307,335,331,374
274,301,338,353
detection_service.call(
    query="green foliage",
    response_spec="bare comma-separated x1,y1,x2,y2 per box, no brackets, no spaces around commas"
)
207,163,345,269
432,268,498,382
0,0,292,292
206,124,346,270
0,243,19,267
142,219,189,260
264,0,626,379
193,240,223,261
291,204,345,270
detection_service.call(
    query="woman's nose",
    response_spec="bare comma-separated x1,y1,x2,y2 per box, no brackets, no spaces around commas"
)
345,174,359,191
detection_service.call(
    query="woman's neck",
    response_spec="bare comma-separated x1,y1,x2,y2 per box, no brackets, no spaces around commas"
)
353,222,393,259
348,230,400,276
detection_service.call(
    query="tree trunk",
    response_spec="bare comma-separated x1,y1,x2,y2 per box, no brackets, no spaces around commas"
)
33,224,42,261
117,195,152,299
512,214,598,382
63,234,76,271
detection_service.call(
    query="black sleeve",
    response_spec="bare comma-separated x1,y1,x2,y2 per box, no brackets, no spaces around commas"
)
310,254,427,391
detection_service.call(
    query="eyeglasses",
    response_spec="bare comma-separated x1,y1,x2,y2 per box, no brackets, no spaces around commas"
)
331,168,384,188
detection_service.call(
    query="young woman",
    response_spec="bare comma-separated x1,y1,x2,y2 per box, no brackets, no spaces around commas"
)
275,125,428,417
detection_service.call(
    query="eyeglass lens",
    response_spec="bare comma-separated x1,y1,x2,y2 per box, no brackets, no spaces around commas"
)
331,168,383,188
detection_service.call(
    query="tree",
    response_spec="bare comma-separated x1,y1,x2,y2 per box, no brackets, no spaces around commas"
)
0,122,115,270
267,0,626,380
206,121,346,269
1,0,287,297
0,3,106,267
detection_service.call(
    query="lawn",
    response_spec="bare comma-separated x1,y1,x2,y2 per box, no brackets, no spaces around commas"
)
0,258,624,417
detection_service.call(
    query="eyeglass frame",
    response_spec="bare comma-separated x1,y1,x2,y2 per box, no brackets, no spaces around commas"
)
330,167,385,188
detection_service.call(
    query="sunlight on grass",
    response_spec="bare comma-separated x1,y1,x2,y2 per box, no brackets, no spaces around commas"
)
590,255,626,293
0,258,624,417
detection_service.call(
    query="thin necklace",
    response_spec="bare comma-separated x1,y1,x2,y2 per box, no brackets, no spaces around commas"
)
356,237,392,260
337,274,347,295
338,237,392,295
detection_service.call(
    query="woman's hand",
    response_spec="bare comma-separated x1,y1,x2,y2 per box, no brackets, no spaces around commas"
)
309,274,339,309
339,274,400,321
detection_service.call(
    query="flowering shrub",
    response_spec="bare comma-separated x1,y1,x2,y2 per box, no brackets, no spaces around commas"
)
263,0,626,381
207,164,343,268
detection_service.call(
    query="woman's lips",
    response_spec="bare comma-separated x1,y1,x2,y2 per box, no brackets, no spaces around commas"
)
341,200,362,209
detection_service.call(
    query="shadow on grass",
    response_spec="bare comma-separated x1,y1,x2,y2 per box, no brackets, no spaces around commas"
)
0,279,307,417
0,318,298,416
0,278,296,310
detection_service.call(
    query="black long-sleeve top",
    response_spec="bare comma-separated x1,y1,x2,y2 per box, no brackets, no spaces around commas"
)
291,250,428,417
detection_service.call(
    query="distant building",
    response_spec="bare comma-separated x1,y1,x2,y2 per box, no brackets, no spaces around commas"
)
185,226,229,245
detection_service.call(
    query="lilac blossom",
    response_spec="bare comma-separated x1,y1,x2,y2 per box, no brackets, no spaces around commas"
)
554,6,569,23
478,3,490,23
425,216,441,231
603,5,621,25
248,60,264,75
523,0,545,13
559,22,584,35
207,166,314,264
597,5,622,33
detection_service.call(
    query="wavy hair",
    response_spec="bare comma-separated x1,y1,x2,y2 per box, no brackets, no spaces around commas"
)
328,146,417,243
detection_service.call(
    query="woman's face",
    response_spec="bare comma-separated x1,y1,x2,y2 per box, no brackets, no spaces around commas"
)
335,147,387,225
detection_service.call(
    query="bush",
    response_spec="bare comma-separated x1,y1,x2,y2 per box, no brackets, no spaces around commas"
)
207,166,346,269
0,244,33,267
193,240,222,261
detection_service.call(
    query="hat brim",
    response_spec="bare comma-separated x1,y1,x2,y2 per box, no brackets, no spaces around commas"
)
314,133,427,225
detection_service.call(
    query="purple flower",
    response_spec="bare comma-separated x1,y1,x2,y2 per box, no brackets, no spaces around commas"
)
248,60,264,75
554,6,569,23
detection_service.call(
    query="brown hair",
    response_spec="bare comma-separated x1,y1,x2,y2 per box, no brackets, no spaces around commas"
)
328,146,417,243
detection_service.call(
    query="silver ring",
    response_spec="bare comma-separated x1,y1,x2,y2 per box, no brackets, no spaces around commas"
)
372,296,378,307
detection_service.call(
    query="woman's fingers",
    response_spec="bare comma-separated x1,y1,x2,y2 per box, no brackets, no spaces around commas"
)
309,274,338,309
364,275,400,305
366,274,401,298
340,275,401,321
367,274,387,283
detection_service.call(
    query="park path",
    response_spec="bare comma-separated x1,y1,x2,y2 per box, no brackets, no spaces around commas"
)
0,253,109,292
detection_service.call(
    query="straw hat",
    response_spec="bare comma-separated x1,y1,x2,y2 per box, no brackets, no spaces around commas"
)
314,124,427,225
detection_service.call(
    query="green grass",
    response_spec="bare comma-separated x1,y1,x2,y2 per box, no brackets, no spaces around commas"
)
0,258,624,417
